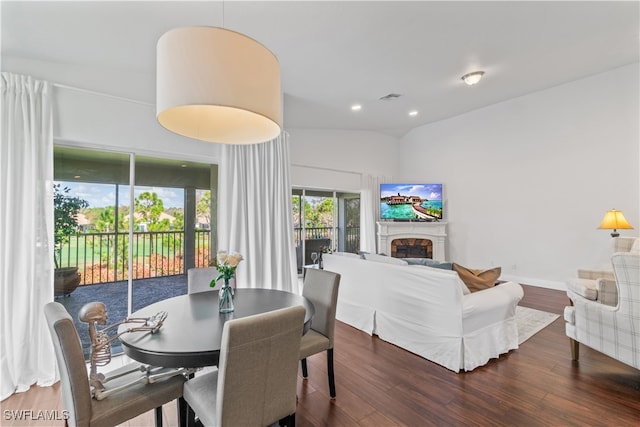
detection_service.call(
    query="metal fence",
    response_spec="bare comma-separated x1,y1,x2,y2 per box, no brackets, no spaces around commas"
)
57,226,359,285
293,226,360,254
56,230,211,285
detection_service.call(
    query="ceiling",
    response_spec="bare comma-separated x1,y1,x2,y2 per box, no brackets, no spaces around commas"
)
2,1,638,137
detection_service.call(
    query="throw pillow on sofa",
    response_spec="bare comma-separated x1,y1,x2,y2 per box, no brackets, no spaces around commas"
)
452,263,502,292
404,258,453,270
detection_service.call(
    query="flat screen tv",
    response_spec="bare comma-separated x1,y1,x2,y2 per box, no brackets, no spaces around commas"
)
380,183,443,221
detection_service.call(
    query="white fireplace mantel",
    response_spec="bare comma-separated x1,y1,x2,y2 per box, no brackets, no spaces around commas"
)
377,221,447,261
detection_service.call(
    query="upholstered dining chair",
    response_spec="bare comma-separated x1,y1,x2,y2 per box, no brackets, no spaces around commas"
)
299,268,341,399
182,305,305,427
44,302,186,427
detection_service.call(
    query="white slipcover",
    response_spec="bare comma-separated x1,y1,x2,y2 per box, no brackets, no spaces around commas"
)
323,254,524,372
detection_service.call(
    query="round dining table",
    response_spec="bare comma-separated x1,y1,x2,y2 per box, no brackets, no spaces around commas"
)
118,288,314,368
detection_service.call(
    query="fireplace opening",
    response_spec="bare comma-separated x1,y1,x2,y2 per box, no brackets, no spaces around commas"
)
391,238,433,259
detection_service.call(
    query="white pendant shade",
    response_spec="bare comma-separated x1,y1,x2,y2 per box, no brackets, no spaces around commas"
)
157,26,282,144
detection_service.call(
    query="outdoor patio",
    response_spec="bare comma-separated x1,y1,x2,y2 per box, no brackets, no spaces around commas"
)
56,275,188,358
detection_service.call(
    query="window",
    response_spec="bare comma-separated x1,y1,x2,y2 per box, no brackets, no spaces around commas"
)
54,146,216,358
292,188,360,273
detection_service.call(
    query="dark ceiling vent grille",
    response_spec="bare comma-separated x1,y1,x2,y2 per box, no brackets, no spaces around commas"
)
379,93,402,101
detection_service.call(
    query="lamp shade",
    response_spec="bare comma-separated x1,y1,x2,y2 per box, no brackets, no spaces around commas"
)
598,209,634,233
157,26,282,144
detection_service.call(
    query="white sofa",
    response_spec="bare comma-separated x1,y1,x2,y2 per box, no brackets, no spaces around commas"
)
322,253,524,372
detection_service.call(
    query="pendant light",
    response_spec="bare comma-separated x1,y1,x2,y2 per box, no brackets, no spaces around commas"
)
156,26,282,144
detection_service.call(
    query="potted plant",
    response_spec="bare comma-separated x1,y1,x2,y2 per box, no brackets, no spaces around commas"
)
54,184,88,297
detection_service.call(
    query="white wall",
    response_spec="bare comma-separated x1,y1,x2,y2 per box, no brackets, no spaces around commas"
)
288,128,398,191
9,55,636,289
54,85,222,163
5,56,222,163
398,64,639,289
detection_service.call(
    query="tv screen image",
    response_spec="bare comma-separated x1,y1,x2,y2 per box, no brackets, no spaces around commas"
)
380,183,443,221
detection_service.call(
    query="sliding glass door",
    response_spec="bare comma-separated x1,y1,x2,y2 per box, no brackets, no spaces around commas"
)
54,146,216,357
293,188,360,273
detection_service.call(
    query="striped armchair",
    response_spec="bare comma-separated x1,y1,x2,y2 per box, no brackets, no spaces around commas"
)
568,237,639,306
565,252,640,370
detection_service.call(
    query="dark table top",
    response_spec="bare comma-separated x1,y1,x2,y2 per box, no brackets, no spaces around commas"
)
118,288,314,368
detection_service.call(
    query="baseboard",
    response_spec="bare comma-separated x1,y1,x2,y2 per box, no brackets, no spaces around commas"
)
500,274,566,291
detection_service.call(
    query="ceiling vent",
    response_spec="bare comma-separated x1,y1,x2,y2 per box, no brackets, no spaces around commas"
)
379,93,402,101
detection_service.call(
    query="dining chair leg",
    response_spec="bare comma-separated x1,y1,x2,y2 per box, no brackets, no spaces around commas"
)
154,406,163,427
279,413,296,427
186,403,198,427
301,358,309,378
327,349,336,399
177,397,188,427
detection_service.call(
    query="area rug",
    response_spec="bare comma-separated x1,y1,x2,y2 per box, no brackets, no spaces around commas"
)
516,305,560,344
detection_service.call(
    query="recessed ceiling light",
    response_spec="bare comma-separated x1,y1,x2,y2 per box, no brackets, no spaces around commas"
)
351,104,362,111
409,110,419,117
461,71,485,86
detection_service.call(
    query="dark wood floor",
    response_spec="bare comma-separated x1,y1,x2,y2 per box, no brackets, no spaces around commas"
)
2,285,639,426
295,285,640,426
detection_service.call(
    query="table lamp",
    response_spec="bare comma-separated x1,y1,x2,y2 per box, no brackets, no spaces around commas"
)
598,209,634,237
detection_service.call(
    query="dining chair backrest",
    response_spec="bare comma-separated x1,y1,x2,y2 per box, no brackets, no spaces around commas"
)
303,268,341,347
187,267,217,294
46,302,187,427
216,305,305,426
44,302,93,426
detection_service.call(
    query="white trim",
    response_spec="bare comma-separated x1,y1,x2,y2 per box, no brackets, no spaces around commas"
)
53,138,222,165
290,162,363,177
53,83,152,107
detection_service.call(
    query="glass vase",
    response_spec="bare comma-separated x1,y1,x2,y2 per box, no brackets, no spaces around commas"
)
219,278,234,313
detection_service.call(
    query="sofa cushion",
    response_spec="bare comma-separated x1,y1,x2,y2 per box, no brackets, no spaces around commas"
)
452,263,501,292
363,253,408,265
404,258,453,270
631,239,640,254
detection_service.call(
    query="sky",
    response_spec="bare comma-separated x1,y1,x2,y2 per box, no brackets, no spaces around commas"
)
380,183,442,201
55,181,185,209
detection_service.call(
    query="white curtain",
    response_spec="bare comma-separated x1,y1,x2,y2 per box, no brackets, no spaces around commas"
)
0,73,57,400
218,133,299,293
360,174,391,254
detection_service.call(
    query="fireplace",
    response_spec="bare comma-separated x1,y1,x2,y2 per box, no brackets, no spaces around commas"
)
391,238,433,259
377,221,447,261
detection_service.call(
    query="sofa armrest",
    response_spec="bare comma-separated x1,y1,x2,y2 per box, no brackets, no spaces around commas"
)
595,278,618,307
462,281,524,333
577,268,615,281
